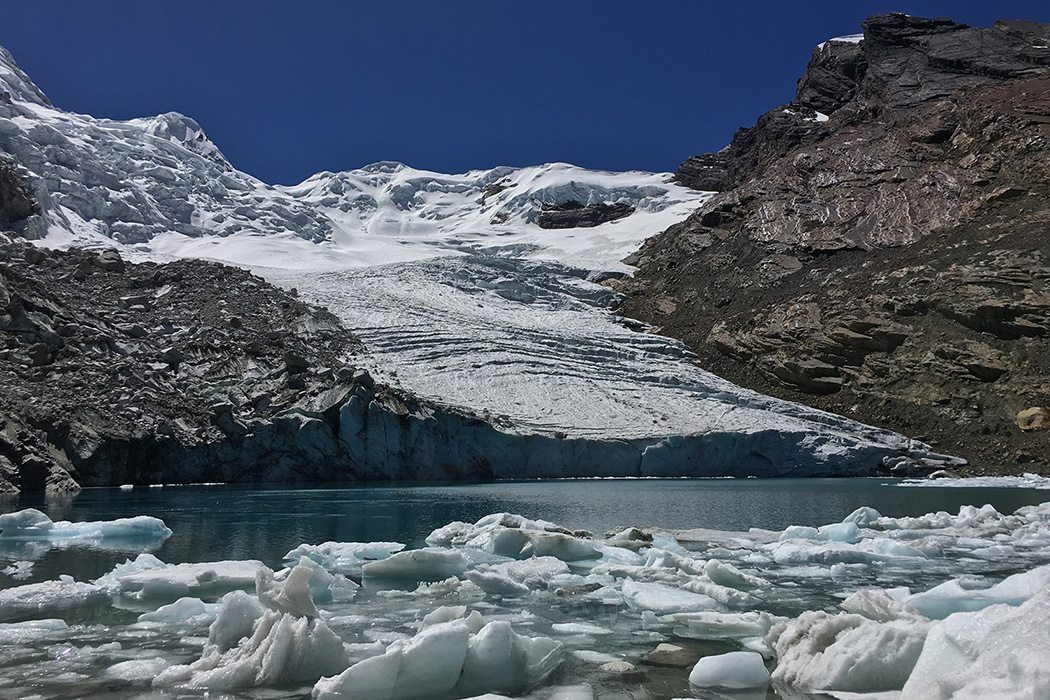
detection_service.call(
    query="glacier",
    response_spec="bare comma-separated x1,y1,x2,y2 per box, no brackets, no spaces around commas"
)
0,42,958,479
0,500,1049,697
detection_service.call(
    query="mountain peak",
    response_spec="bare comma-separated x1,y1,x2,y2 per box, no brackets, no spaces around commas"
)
0,46,52,107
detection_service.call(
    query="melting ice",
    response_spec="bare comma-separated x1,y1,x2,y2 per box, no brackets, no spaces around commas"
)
0,501,1049,698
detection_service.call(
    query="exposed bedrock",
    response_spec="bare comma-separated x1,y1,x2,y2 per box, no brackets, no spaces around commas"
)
619,14,1050,474
536,201,635,229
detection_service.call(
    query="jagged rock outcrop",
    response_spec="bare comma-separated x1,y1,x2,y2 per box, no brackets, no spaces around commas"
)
619,15,1050,474
537,201,635,229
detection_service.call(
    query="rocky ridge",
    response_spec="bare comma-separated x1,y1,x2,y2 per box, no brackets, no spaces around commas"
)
618,14,1050,473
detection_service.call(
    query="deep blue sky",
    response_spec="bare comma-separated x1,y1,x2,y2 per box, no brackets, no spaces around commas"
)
3,2,1048,184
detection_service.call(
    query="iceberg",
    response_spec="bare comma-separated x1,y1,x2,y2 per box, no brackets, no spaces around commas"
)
156,609,350,690
769,611,930,693
100,555,265,599
622,580,720,614
313,609,563,699
155,564,350,690
689,651,770,689
901,588,1050,699
137,597,220,626
362,548,472,582
284,540,406,576
0,576,103,620
903,564,1050,619
0,508,171,554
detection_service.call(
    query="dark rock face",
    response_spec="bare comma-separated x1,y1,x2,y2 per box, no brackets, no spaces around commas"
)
620,15,1050,474
0,160,36,227
0,235,357,492
537,201,635,229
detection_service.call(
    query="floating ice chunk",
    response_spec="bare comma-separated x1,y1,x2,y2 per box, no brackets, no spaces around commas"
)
545,685,595,699
93,552,167,592
207,590,266,651
0,577,103,619
605,526,653,549
817,523,860,543
314,619,471,699
573,650,620,664
671,611,779,642
425,520,472,547
428,513,598,562
106,558,266,599
840,587,914,622
158,610,350,690
157,571,348,691
362,548,470,582
521,532,598,562
842,507,882,526
593,544,644,566
465,556,571,597
457,620,563,696
904,563,1050,619
901,588,1050,698
769,611,929,693
465,569,530,598
2,559,33,579
771,538,926,566
412,576,485,600
689,651,769,689
284,541,405,575
0,618,69,643
258,564,319,618
137,597,220,626
650,533,690,556
313,615,563,699
420,605,487,633
881,503,1003,532
780,526,819,541
705,560,769,591
779,523,859,543
280,556,360,604
551,622,612,636
622,580,719,614
897,473,1050,490
105,657,171,681
0,508,172,547
643,548,706,576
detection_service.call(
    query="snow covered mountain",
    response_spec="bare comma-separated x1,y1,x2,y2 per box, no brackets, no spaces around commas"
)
0,43,703,271
0,43,956,477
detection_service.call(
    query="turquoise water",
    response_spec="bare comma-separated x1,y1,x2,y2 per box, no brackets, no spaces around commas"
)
2,478,1046,584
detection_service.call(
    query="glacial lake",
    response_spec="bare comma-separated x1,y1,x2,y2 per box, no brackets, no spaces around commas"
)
1,478,1048,700
2,477,1047,584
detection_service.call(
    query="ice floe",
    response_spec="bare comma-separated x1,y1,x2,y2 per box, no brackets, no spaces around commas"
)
689,650,770,690
897,471,1050,489
0,508,171,559
0,576,103,620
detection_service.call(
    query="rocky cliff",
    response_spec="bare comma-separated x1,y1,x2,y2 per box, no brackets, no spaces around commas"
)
618,14,1050,474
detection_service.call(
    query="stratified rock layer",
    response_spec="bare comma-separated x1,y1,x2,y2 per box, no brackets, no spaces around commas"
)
619,15,1050,473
